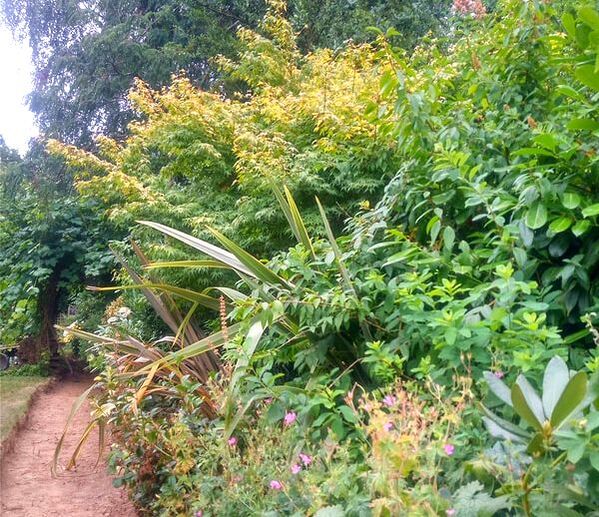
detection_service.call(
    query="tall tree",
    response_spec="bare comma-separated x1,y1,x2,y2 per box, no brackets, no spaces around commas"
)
0,140,117,359
1,0,267,146
1,1,451,147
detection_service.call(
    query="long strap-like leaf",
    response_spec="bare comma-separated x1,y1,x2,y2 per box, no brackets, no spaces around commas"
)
88,283,221,311
270,182,316,259
138,220,255,277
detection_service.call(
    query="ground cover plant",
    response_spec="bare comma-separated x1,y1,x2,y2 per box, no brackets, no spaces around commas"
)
0,375,50,440
2,0,599,515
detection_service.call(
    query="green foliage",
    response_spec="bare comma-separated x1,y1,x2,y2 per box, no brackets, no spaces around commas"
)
357,0,599,335
48,9,400,259
0,142,119,351
35,0,599,515
1,0,267,145
0,361,50,377
479,357,599,514
483,356,597,452
1,0,452,146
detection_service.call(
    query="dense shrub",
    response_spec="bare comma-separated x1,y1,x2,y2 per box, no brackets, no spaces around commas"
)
53,1,599,515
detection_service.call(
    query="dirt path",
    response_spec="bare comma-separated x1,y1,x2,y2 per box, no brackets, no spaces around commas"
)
0,378,137,516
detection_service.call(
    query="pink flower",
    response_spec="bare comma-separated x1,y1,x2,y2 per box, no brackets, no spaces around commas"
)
195,512,203,517
493,370,504,379
264,397,273,404
228,436,237,447
298,453,312,466
383,421,394,432
269,480,283,490
291,463,302,474
444,443,455,456
383,394,397,407
283,411,297,426
446,509,456,516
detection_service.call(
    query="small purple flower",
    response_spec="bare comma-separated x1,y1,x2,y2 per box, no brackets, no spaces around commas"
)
291,463,302,474
283,411,297,426
228,436,237,447
444,443,455,456
298,453,312,466
383,421,394,432
382,394,397,407
446,509,456,516
493,370,504,379
269,480,283,490
195,512,203,517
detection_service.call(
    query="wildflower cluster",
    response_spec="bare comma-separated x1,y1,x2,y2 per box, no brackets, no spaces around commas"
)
343,379,473,513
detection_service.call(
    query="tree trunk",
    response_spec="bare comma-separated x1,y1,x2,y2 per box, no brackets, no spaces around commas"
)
38,268,61,357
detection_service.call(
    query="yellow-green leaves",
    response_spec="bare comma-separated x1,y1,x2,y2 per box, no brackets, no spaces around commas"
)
581,203,599,218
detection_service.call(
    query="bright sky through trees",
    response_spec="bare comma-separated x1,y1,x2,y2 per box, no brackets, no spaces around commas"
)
0,23,36,154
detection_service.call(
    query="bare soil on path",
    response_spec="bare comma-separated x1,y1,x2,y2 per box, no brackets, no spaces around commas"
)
0,377,137,516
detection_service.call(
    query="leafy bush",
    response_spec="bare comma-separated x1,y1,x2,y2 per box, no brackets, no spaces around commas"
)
51,1,599,515
479,357,599,514
0,361,50,377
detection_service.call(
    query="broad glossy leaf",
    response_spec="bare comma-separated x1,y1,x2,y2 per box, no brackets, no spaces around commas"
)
562,13,576,39
566,119,599,131
513,247,527,267
549,217,573,234
582,203,599,217
572,219,591,237
550,371,588,428
575,65,599,91
525,202,547,229
542,356,570,419
562,192,581,209
549,235,570,257
526,432,545,455
229,320,266,393
484,371,512,406
579,6,599,31
482,416,526,443
443,226,455,252
481,404,529,439
512,376,544,430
